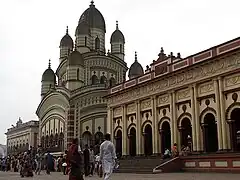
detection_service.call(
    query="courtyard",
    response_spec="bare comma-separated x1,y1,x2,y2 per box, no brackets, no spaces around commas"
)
0,171,239,180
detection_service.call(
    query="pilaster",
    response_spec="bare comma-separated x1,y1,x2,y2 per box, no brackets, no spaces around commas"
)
218,77,228,150
170,91,177,146
193,84,201,151
151,95,158,154
213,79,223,150
190,85,197,151
136,101,142,155
122,105,127,156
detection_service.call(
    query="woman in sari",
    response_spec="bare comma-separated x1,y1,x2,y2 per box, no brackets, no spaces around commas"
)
67,138,84,180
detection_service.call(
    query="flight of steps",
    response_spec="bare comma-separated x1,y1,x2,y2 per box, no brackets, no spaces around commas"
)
114,156,162,174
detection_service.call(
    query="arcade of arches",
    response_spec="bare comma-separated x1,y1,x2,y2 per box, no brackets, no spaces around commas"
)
108,76,240,156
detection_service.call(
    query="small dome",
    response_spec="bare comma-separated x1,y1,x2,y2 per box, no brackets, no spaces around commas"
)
42,60,56,82
78,1,106,32
128,52,144,79
110,21,125,43
60,26,74,47
75,21,90,35
68,50,84,66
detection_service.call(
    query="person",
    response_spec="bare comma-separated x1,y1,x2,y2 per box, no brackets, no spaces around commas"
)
67,138,84,180
35,149,43,175
163,148,171,159
45,151,53,174
83,144,90,177
172,143,179,158
89,145,95,176
100,133,117,180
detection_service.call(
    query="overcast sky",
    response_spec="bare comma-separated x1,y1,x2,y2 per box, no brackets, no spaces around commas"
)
0,0,239,144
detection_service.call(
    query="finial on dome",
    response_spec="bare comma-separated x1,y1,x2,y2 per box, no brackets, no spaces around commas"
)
74,39,77,50
135,51,138,62
116,21,119,30
66,26,68,34
161,47,164,53
90,0,95,7
48,59,51,69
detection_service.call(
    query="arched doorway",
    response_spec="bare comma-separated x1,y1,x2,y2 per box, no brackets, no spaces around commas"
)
203,113,218,152
115,130,122,157
82,131,92,147
230,108,240,151
129,127,136,156
180,118,192,149
144,124,153,156
161,121,171,154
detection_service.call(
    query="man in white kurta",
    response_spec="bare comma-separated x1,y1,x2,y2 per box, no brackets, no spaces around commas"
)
100,133,117,180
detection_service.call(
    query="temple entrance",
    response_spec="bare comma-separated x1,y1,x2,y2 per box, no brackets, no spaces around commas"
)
230,108,240,151
161,121,171,154
180,118,192,148
203,113,218,152
144,124,153,156
129,127,136,156
115,130,122,157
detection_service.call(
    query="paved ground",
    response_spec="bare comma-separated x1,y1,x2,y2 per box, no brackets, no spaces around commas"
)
0,171,239,180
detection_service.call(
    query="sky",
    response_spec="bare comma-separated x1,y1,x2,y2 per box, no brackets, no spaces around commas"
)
0,0,239,144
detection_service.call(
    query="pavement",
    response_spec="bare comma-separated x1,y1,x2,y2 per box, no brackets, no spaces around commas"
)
0,171,239,180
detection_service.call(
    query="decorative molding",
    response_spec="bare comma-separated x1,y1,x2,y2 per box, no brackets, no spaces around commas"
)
199,82,214,94
177,88,190,100
113,107,122,117
140,99,151,110
109,52,240,106
225,75,240,88
157,94,169,105
127,103,136,114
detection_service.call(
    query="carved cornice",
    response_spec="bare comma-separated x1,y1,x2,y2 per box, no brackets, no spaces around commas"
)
109,53,240,106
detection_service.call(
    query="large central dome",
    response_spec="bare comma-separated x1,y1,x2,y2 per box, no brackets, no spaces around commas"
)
79,1,106,32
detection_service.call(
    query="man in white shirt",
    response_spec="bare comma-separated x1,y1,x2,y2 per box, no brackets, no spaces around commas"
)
100,133,117,180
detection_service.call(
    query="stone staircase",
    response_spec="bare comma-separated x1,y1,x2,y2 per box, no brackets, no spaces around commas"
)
114,156,162,174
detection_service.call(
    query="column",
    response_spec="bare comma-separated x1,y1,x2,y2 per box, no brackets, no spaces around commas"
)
122,105,127,156
218,77,228,150
201,124,207,152
193,84,201,151
214,79,223,150
170,91,177,146
190,86,197,151
227,120,236,151
136,101,142,155
151,95,158,154
107,108,114,141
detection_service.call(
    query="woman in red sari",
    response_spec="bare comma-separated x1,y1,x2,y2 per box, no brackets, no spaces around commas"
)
67,138,84,180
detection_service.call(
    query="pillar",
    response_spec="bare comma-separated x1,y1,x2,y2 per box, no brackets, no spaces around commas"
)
151,95,158,154
122,105,127,156
214,79,223,150
136,101,142,155
201,124,207,152
228,120,236,151
107,107,114,141
190,85,197,151
193,84,201,151
67,105,75,148
218,77,228,150
170,92,177,146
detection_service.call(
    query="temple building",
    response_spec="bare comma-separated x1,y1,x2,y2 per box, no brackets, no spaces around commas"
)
36,1,127,153
106,37,240,157
5,118,39,155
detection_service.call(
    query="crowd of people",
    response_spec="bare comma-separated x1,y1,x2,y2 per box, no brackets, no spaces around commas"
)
0,133,118,180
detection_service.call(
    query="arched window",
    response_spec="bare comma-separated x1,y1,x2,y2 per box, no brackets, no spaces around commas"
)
91,75,98,85
100,75,107,84
85,36,87,46
109,77,116,88
95,37,100,50
120,44,123,53
77,68,79,80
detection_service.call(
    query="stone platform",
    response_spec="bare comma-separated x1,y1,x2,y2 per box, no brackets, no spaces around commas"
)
0,172,240,180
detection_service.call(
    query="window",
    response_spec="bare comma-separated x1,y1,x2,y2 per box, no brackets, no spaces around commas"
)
109,77,116,87
95,37,100,50
85,36,87,46
100,75,107,84
120,44,123,53
91,75,98,85
77,68,79,80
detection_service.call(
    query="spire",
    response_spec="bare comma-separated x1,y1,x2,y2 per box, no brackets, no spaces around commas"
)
160,47,164,53
90,0,95,7
74,39,77,51
66,26,68,34
116,21,119,30
48,59,51,69
135,51,138,62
